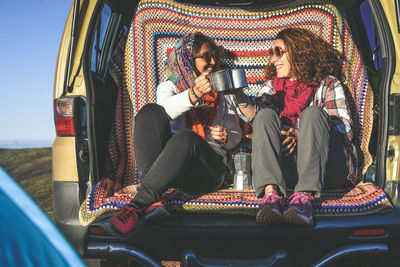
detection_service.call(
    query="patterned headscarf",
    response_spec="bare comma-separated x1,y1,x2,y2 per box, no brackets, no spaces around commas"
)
165,33,197,92
164,33,220,139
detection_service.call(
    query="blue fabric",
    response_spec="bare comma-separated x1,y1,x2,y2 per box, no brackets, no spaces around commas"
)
360,0,383,70
0,167,85,267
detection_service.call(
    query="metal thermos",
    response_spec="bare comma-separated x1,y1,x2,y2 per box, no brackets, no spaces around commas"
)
232,152,252,190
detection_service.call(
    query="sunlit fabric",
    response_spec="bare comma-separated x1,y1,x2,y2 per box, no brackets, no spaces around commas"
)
0,167,85,267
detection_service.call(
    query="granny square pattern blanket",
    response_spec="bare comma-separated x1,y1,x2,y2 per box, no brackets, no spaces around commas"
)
125,0,373,182
79,0,380,226
79,181,392,226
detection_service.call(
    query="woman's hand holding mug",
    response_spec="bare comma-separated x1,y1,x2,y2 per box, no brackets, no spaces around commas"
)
190,68,213,103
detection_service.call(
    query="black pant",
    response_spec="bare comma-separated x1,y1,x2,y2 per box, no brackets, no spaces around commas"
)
131,103,226,209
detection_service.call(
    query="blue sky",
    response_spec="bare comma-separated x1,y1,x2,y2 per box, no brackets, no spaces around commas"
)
0,0,72,141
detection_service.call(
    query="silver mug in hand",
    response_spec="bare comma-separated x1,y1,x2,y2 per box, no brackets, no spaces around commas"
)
209,68,247,93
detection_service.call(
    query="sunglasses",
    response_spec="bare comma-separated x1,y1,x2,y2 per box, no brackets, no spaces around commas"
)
194,50,220,64
267,46,287,59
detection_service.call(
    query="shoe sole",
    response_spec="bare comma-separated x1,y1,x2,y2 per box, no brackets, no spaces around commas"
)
283,207,313,225
144,206,171,222
99,220,132,240
256,204,283,224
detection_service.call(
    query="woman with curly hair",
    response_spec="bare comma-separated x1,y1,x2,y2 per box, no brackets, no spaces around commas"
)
234,28,358,225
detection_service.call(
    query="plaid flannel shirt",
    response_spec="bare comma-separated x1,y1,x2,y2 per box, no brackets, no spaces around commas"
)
255,76,359,183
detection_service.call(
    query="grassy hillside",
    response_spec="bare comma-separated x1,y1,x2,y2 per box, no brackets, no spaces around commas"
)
0,148,53,219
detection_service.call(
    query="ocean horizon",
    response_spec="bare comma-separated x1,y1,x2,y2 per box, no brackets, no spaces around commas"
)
0,140,53,149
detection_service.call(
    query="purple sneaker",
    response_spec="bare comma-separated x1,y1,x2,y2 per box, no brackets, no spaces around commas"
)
283,192,314,225
256,190,285,224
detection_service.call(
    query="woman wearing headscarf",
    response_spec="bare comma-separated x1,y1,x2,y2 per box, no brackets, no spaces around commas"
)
99,32,242,236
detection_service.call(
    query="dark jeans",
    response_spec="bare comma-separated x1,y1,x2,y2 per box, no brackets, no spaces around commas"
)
252,106,348,198
131,103,226,209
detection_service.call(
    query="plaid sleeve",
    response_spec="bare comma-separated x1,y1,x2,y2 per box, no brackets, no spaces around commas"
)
252,80,280,112
314,76,360,181
257,80,275,96
313,76,353,142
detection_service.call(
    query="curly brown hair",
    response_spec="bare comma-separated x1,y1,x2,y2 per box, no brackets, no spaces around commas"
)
264,28,341,86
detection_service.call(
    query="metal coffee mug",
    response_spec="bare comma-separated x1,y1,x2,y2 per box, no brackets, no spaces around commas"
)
209,70,234,92
230,68,247,89
209,68,247,92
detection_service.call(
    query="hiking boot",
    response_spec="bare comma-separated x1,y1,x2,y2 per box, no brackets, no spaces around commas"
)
100,205,142,237
256,190,285,224
144,201,171,221
283,192,314,225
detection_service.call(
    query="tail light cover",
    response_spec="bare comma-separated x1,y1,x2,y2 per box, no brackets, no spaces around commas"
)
353,228,386,237
54,98,76,136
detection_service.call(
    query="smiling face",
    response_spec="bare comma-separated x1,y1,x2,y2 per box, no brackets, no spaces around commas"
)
271,39,295,80
193,42,219,75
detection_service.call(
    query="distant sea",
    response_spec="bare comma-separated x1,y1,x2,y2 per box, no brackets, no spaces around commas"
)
0,140,53,149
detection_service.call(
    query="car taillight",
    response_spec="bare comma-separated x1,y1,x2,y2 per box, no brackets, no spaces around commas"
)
54,98,75,136
353,228,386,237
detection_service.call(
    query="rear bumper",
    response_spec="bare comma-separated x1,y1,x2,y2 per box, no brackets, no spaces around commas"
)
86,243,389,267
53,181,88,255
54,180,400,265
311,243,388,267
85,209,400,266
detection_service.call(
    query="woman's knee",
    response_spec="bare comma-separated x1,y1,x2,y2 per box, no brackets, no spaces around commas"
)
300,106,329,123
253,108,280,129
135,103,168,124
170,129,199,148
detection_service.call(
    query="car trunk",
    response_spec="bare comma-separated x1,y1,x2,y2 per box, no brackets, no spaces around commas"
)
78,0,399,265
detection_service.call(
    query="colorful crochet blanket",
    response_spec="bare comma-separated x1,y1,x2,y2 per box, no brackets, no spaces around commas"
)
80,0,380,226
109,0,374,189
126,0,374,175
79,181,392,226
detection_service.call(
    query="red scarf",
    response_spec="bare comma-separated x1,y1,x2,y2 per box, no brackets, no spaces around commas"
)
273,76,317,127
